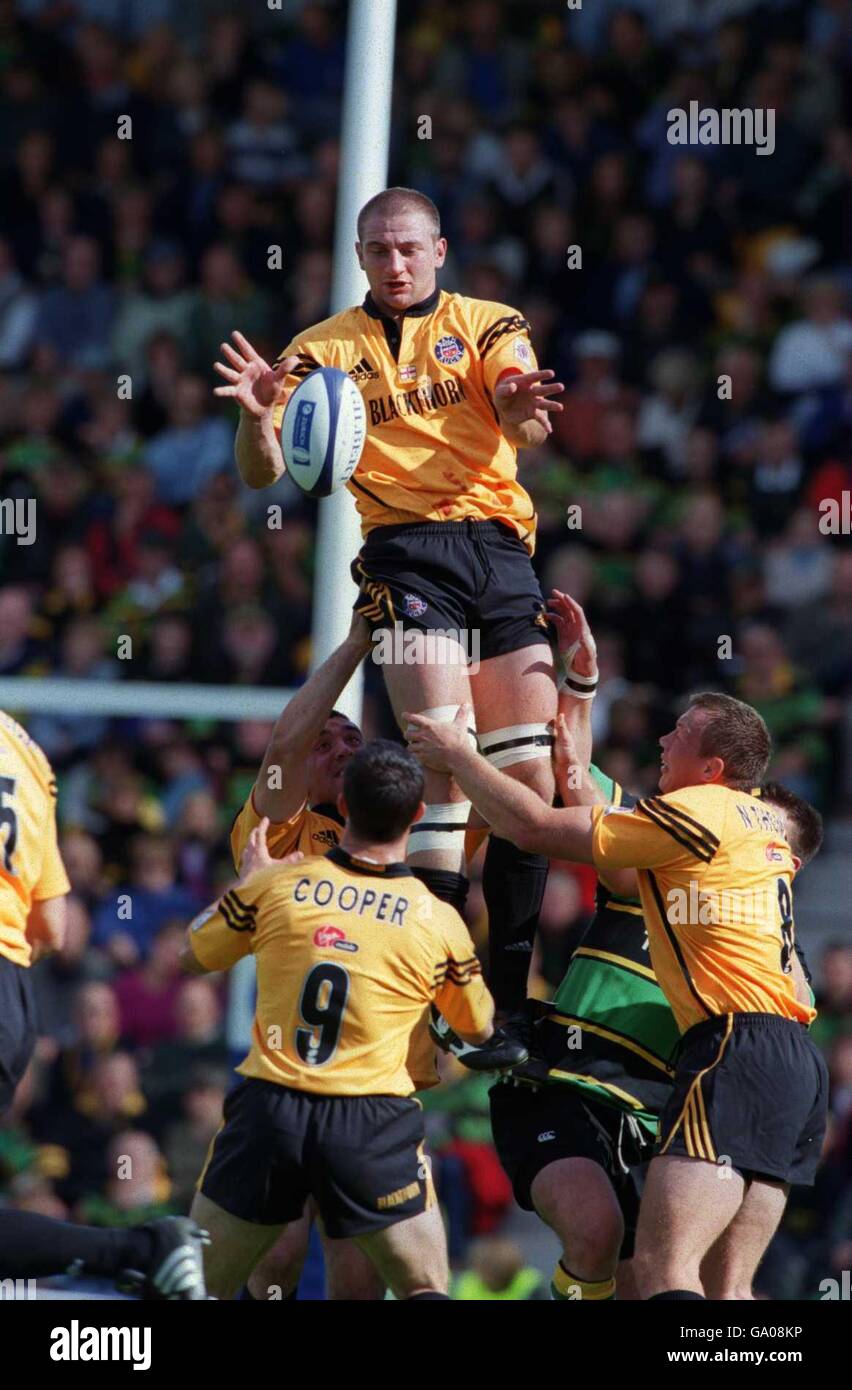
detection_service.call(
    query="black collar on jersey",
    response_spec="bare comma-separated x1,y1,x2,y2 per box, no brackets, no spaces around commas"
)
362,286,441,362
310,802,345,827
327,846,414,878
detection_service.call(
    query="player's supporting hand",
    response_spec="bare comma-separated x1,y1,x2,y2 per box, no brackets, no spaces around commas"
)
546,590,598,679
239,818,305,879
403,703,472,772
493,368,564,434
213,330,298,419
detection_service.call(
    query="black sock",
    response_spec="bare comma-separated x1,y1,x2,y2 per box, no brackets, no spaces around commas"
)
410,866,469,915
482,835,548,1013
649,1290,706,1300
407,1290,450,1300
0,1209,153,1279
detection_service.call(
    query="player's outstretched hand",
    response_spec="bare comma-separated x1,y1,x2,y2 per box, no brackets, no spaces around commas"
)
493,368,564,433
546,590,597,678
403,703,473,772
213,330,298,419
238,817,305,879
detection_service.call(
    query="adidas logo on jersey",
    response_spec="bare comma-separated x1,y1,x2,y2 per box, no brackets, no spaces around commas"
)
348,357,380,382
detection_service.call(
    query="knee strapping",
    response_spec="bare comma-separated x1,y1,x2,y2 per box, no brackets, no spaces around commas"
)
478,722,554,769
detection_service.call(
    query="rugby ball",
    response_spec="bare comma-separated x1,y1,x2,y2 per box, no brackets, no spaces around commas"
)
280,367,366,498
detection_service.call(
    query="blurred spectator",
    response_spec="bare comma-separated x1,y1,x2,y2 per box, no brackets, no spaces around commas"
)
75,1129,175,1227
34,236,116,371
452,1237,548,1300
143,979,228,1131
113,922,188,1049
161,1068,228,1210
0,237,38,370
769,277,852,395
111,240,197,382
142,373,233,505
92,834,200,966
811,944,852,1052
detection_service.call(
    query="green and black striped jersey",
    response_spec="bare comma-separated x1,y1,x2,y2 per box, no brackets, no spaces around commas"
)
536,767,679,1136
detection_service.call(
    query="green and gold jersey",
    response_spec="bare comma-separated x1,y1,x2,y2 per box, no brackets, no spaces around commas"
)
272,289,541,551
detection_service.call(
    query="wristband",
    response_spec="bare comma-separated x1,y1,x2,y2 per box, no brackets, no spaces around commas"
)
558,638,598,699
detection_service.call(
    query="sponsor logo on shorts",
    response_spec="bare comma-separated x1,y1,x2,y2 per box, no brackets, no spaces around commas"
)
537,1131,556,1143
377,1181,420,1210
434,334,465,366
402,593,428,618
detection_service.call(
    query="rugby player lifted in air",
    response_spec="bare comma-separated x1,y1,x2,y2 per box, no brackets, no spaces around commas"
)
213,186,565,1037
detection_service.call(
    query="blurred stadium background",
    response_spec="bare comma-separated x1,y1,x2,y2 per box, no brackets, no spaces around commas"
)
1,0,852,1299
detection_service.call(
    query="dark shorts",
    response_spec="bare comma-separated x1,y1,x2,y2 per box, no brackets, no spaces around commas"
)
489,1080,653,1260
0,954,37,1117
199,1077,434,1238
657,1012,829,1186
352,519,551,662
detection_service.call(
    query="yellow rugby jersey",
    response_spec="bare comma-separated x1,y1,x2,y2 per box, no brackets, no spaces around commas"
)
231,791,342,872
0,712,70,967
272,289,541,550
590,784,813,1034
188,847,492,1096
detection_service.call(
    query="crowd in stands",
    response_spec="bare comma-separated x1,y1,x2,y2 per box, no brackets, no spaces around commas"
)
1,0,851,1296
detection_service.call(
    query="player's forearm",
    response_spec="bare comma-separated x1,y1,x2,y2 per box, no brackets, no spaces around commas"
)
269,635,366,756
235,409,285,488
557,690,594,774
446,745,595,861
499,417,549,449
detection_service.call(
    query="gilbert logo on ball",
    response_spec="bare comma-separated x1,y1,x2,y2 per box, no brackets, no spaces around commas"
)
281,367,367,497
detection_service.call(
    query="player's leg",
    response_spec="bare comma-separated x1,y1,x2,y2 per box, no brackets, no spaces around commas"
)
700,1177,789,1300
190,1192,284,1301
193,1077,312,1298
531,1158,622,1300
322,1229,386,1300
632,1155,745,1298
353,1203,449,1299
246,1202,312,1299
471,643,556,1015
380,643,475,912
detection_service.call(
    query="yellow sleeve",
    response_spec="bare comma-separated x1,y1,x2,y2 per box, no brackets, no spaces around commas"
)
592,792,722,872
231,792,308,872
187,886,259,973
432,909,493,1038
271,334,335,434
31,768,70,902
473,299,538,395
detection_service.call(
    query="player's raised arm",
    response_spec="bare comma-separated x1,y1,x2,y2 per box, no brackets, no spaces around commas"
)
547,590,598,773
251,612,372,828
405,705,595,861
213,330,297,488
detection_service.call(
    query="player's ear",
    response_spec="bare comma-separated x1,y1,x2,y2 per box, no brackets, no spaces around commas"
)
411,801,427,826
704,756,725,784
791,853,802,874
355,241,365,269
434,237,447,267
